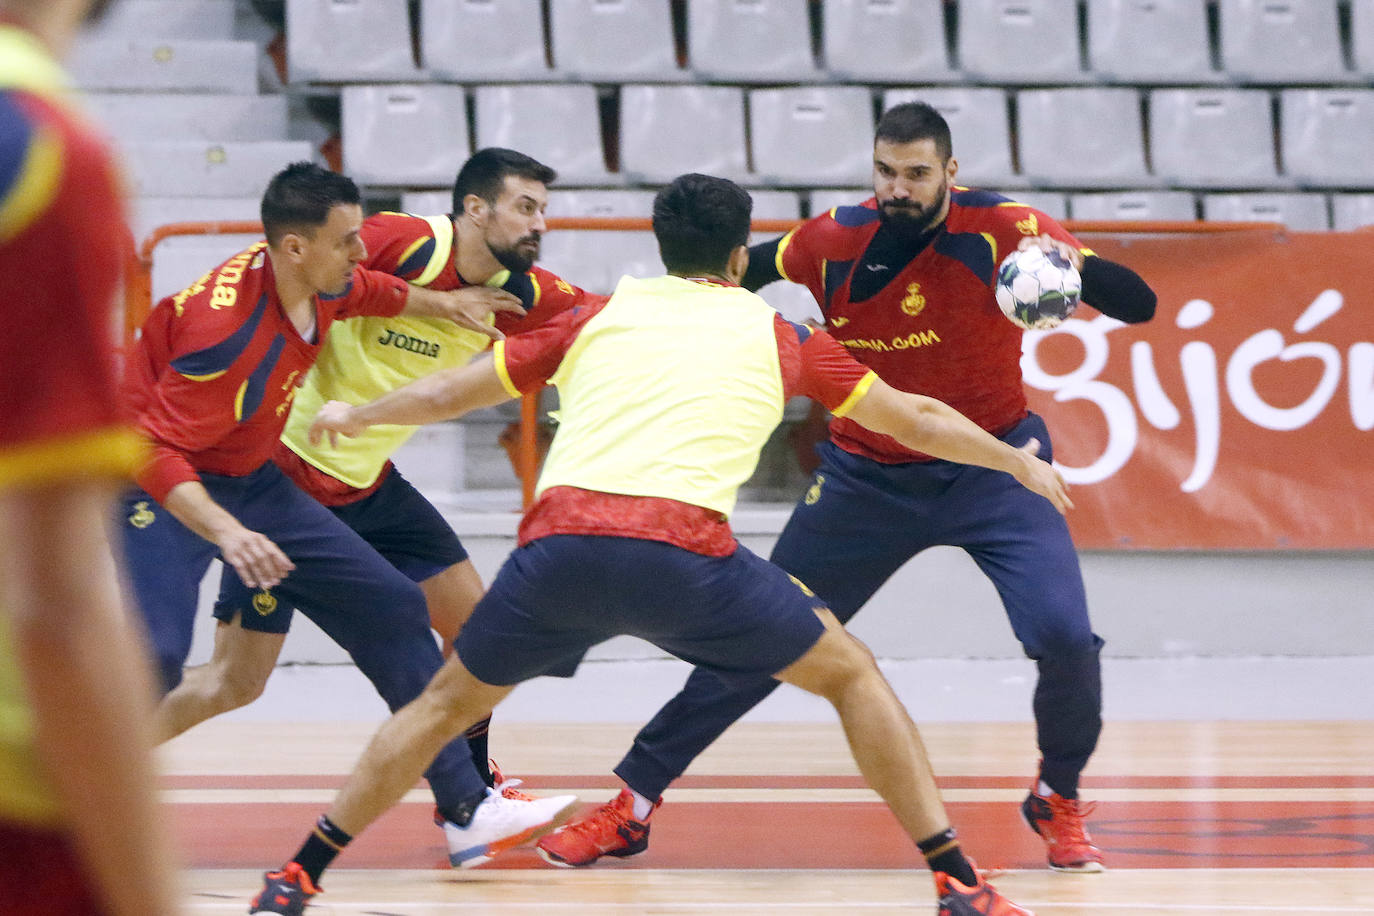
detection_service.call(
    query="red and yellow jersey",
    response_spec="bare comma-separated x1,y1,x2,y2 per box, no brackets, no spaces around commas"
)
496,277,873,555
777,188,1087,463
0,22,143,827
122,242,410,502
277,211,592,502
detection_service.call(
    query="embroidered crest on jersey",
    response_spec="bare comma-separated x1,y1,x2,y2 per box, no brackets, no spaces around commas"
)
900,282,926,317
1016,212,1040,237
804,474,825,505
127,500,155,528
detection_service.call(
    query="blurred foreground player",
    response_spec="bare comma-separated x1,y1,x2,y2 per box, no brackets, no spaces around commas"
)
248,174,1062,915
120,162,572,869
0,1,178,913
549,101,1156,874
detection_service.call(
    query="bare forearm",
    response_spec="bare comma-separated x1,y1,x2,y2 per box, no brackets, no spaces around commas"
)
889,398,1030,474
351,355,512,430
162,479,244,543
2,484,179,916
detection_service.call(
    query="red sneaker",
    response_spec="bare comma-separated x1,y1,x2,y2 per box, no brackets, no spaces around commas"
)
1021,787,1104,872
935,869,1035,915
250,862,319,915
536,788,660,867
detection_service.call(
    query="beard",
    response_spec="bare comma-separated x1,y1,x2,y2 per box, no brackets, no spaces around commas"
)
877,184,948,237
488,233,541,274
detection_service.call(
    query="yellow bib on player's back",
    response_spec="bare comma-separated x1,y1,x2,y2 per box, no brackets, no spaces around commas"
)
280,216,504,490
537,275,785,518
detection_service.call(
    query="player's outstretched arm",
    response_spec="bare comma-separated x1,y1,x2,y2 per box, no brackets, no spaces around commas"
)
402,284,525,341
845,379,1074,514
310,352,514,447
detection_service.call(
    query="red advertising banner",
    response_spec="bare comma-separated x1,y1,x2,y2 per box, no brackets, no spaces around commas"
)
1025,228,1374,549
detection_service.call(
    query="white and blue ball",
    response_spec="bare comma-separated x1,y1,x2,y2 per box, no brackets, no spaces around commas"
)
994,246,1082,330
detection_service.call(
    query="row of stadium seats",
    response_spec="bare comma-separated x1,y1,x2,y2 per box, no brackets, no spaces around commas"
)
279,0,1374,86
74,0,1374,89
94,79,1373,220
334,84,1371,191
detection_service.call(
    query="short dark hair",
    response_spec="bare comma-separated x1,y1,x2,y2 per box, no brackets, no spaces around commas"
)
875,102,953,162
652,173,752,276
260,162,361,246
451,148,558,213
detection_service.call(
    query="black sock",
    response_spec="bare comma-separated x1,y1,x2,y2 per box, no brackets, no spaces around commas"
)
464,716,493,787
918,827,977,887
437,786,491,828
292,815,353,885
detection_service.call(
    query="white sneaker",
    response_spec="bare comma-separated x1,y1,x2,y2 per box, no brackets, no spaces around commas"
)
441,787,579,868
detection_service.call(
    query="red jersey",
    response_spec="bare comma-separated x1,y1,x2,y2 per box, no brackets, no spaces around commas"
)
123,243,410,502
0,33,143,487
498,287,872,556
275,210,593,503
777,188,1086,462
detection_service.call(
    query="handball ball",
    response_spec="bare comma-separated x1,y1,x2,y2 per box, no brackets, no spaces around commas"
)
994,246,1081,330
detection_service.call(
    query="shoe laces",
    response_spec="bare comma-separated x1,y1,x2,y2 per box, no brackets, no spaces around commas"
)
496,775,538,802
565,796,637,841
1046,794,1097,844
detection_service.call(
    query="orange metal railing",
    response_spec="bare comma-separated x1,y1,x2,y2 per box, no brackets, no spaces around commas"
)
128,217,1283,507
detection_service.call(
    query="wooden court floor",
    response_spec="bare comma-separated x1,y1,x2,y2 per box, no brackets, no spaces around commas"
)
164,720,1374,914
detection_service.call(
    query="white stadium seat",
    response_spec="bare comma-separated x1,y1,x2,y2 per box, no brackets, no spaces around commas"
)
550,0,682,81
1149,89,1281,188
80,0,236,39
1087,0,1218,83
83,94,288,143
749,87,876,186
1202,192,1330,230
118,141,315,197
69,39,258,92
1070,191,1198,221
1331,194,1374,230
288,0,418,83
956,0,1086,82
341,84,471,187
823,0,955,82
421,0,550,81
1280,90,1374,188
1356,0,1374,77
618,85,748,183
1016,88,1152,187
689,0,818,82
1218,0,1349,83
474,84,615,186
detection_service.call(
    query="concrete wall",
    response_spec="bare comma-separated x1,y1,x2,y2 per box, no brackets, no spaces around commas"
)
184,503,1374,668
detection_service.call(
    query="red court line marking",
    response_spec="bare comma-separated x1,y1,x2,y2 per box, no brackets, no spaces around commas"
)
177,800,1374,871
162,773,1374,790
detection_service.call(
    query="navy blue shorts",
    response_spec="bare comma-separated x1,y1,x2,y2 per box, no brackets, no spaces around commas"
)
119,463,430,686
771,412,1096,660
212,466,467,631
455,535,829,687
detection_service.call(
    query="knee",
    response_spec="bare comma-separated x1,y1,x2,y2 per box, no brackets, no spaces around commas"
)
804,633,882,704
210,663,271,711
